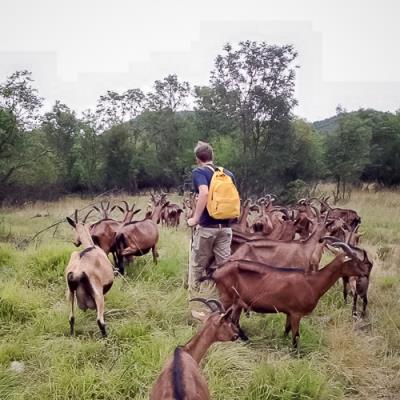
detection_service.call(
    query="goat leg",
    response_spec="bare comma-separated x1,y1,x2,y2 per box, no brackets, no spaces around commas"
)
152,246,159,264
94,292,107,337
290,315,301,349
352,292,358,317
68,291,75,336
361,294,368,318
342,277,349,304
237,325,249,341
116,253,125,275
284,314,291,337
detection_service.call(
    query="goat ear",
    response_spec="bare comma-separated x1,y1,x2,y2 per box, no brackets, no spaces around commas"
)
116,206,125,213
66,217,76,228
133,209,141,215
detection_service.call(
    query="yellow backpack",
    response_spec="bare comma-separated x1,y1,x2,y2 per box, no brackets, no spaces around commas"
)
205,165,240,219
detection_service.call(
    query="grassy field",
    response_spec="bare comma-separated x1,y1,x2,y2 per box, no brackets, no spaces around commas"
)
0,190,399,399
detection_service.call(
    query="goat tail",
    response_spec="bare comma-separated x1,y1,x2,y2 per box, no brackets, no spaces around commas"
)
116,233,127,251
172,347,185,400
67,271,96,310
67,271,79,291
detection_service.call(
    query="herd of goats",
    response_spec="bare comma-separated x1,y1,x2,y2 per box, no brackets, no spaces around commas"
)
64,193,372,399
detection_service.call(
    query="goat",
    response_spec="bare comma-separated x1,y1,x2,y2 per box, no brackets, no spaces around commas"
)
325,235,373,317
89,201,141,266
205,242,370,348
230,213,336,272
65,210,114,337
183,193,197,221
161,203,183,227
231,199,258,234
316,197,361,229
115,194,168,274
149,298,239,400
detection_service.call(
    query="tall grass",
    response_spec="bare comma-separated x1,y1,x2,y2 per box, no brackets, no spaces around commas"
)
0,189,399,399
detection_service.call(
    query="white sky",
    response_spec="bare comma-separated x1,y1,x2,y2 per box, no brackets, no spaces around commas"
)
1,0,399,121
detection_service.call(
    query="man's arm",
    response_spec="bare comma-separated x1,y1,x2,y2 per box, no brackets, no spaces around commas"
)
187,185,208,226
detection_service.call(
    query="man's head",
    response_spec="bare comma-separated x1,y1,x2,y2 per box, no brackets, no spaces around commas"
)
194,141,214,164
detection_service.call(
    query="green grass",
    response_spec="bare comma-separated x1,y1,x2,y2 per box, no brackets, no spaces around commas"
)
0,189,399,399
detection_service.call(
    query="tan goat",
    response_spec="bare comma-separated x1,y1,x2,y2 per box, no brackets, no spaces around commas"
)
65,210,114,337
150,298,239,400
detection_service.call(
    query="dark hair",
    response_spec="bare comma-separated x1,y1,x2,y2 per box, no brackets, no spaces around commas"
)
194,141,214,162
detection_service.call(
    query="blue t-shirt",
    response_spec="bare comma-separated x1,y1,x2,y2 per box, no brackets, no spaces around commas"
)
192,164,236,226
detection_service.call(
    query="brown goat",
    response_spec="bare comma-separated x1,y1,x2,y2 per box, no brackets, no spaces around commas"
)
161,203,184,227
150,298,239,400
326,235,373,317
231,199,258,234
89,201,141,266
65,210,114,337
206,242,370,347
317,197,361,229
115,195,168,274
230,215,336,272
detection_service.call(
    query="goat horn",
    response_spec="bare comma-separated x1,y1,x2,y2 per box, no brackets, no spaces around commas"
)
83,209,95,223
331,242,355,258
74,209,78,223
121,200,129,211
205,299,225,313
93,206,101,212
310,205,320,220
323,209,331,224
309,197,323,205
190,298,223,313
100,201,105,210
297,198,307,204
321,235,342,242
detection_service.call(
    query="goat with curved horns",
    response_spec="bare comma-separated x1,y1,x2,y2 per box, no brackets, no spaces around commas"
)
230,212,338,273
150,298,239,400
65,209,114,337
204,242,370,348
115,194,169,274
89,201,141,265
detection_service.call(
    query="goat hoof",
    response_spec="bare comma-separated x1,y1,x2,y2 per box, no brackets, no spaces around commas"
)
97,320,107,337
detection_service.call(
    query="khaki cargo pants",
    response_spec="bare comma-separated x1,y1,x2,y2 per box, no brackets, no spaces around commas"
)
189,226,232,291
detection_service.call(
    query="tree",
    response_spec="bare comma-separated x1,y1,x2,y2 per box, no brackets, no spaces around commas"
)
42,101,80,190
95,88,145,131
359,109,400,186
146,74,190,112
99,124,137,191
196,41,298,194
325,112,372,200
0,70,43,130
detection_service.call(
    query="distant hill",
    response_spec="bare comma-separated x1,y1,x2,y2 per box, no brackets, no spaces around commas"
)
312,115,340,135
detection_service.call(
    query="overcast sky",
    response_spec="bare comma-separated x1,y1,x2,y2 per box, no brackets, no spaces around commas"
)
1,0,399,121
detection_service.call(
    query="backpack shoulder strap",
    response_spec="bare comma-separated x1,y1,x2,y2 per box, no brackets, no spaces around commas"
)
204,164,216,173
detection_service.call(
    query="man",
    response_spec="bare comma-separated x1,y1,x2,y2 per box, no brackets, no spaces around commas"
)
187,141,236,291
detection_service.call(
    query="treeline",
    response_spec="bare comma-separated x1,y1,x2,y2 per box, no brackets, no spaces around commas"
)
1,41,399,204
